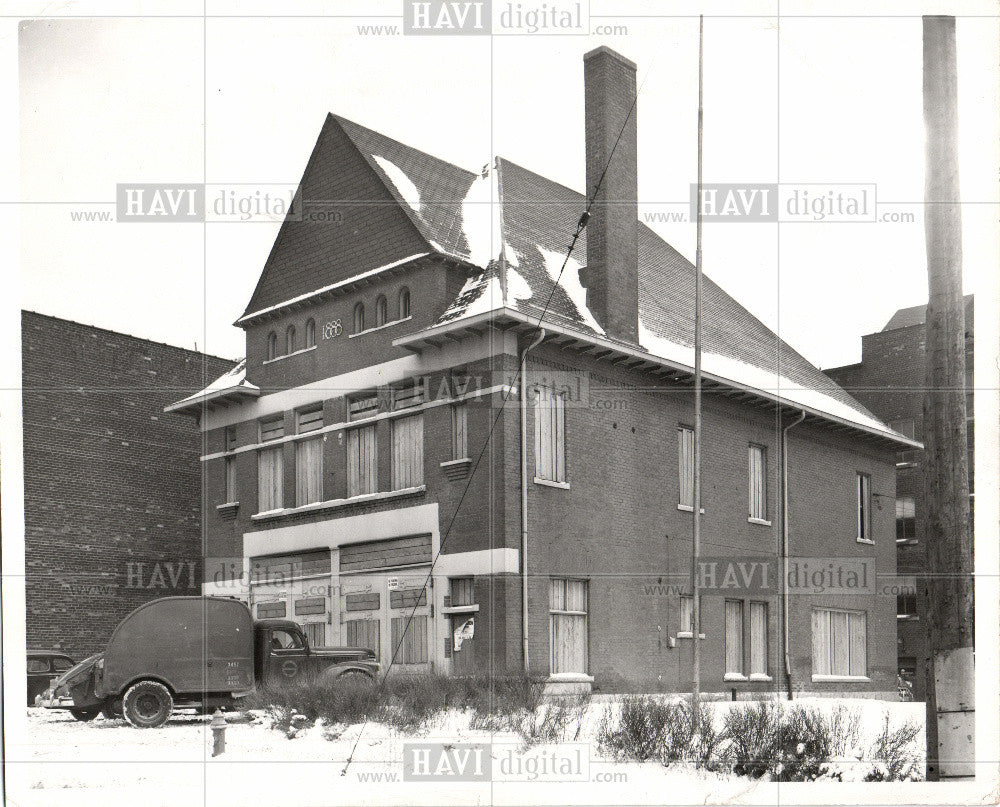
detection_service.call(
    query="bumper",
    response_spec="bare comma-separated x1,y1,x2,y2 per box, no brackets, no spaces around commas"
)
38,688,74,709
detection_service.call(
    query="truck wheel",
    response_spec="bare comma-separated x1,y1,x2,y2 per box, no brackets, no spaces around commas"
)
122,681,173,729
69,706,101,722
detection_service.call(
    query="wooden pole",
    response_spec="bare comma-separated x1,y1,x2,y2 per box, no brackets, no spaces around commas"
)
691,14,704,709
921,14,974,781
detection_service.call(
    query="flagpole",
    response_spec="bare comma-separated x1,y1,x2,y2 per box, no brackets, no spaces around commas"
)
691,14,704,710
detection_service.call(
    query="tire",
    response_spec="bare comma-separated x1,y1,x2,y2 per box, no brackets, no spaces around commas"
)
122,681,173,729
70,706,101,722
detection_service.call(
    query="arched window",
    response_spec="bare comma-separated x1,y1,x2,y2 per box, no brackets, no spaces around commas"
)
353,302,365,334
305,318,316,348
286,325,296,355
399,287,411,319
267,331,277,361
375,295,387,327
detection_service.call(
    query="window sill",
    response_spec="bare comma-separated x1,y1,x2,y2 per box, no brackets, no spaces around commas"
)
749,673,773,682
442,604,480,615
811,674,870,683
677,505,705,514
348,315,412,339
748,517,772,527
216,501,239,520
251,486,426,521
546,673,594,683
676,632,706,640
856,538,875,545
896,539,919,546
262,344,316,365
534,477,570,490
724,673,748,682
896,614,920,621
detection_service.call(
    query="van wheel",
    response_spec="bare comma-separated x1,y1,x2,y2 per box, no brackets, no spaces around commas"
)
70,706,101,721
122,681,173,728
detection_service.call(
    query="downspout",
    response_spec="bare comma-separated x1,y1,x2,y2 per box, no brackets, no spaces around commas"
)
781,409,806,700
520,328,546,674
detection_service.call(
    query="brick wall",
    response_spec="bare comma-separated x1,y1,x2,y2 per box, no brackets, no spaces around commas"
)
21,311,233,657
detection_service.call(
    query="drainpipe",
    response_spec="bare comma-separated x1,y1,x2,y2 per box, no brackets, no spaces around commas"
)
520,328,546,674
781,409,806,700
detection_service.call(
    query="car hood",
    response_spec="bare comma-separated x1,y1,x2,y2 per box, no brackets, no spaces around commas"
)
52,653,103,689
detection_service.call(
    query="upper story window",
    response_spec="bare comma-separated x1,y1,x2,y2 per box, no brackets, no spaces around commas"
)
266,331,277,361
375,295,388,327
305,318,316,348
534,386,566,484
391,413,424,490
451,403,468,461
857,472,873,543
353,302,365,334
286,325,296,355
295,408,324,507
896,495,916,543
392,379,425,411
678,426,694,508
748,444,767,522
399,287,411,319
224,426,237,503
349,392,380,421
258,417,284,512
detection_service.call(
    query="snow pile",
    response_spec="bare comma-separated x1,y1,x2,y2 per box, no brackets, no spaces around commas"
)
460,167,517,269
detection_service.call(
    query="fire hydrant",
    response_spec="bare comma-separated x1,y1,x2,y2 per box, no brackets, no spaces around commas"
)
210,709,227,757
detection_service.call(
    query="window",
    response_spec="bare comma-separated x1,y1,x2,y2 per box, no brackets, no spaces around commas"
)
348,393,379,421
224,426,237,503
812,608,867,678
52,657,73,672
450,577,475,607
748,444,767,521
392,379,425,411
678,594,700,636
391,615,428,664
347,424,377,497
534,386,566,483
295,408,324,506
896,496,916,543
451,403,468,460
266,331,277,361
258,418,284,512
353,302,365,334
27,659,48,673
391,413,424,489
897,592,918,619
678,426,694,508
346,619,381,657
269,628,304,650
286,325,296,355
550,578,587,674
857,473,872,542
725,600,744,676
305,318,316,348
303,623,325,648
399,287,411,319
750,602,769,676
375,295,388,327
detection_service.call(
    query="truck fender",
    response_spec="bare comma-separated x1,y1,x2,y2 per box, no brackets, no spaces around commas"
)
323,665,376,683
116,675,176,699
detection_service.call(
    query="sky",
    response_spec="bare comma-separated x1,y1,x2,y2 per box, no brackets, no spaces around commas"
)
16,2,1000,369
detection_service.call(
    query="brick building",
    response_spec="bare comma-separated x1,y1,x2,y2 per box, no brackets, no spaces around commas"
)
825,295,974,701
171,47,914,695
22,311,233,657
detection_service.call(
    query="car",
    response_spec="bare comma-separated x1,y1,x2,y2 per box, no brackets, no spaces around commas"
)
27,651,76,706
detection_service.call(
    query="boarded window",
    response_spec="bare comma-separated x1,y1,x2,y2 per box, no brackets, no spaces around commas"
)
534,387,566,483
451,404,468,460
294,597,326,616
725,600,744,676
257,601,286,619
750,601,768,676
390,615,428,664
550,578,587,674
390,587,427,610
347,619,380,657
391,414,424,489
450,577,475,607
349,394,379,421
678,426,694,507
857,473,872,541
345,592,380,612
812,608,867,678
392,380,425,411
347,424,377,497
296,439,323,506
339,535,432,573
251,550,331,583
303,622,325,648
748,444,767,520
258,447,283,512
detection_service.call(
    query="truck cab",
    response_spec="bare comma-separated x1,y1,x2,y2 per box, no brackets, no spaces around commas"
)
254,619,379,687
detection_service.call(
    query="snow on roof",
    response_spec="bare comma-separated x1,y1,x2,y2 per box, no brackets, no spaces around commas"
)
372,155,423,217
165,359,260,412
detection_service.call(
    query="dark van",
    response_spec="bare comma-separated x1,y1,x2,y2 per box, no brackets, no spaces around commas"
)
43,596,378,728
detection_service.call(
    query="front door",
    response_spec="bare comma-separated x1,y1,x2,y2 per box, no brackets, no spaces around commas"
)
264,627,309,686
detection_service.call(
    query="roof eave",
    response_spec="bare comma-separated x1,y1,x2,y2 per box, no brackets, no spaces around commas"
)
395,308,922,450
164,384,261,416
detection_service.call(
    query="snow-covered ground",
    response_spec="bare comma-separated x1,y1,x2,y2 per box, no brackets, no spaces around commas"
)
6,699,924,807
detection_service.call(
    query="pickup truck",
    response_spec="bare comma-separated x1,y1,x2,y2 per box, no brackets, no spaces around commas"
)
42,596,378,728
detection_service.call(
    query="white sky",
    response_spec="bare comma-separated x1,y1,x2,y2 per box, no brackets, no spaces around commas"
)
16,1,1000,368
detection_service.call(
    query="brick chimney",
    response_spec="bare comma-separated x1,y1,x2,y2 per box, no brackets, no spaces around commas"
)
581,46,639,344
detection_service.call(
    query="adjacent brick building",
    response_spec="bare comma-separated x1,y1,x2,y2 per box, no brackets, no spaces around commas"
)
825,295,974,701
22,311,233,657
172,47,914,695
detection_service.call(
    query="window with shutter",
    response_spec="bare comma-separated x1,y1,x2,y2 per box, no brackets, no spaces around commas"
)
534,387,566,483
347,424,377,497
678,426,694,507
391,413,424,489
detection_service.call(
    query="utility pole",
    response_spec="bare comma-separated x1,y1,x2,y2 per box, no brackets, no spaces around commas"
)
921,14,974,781
690,14,704,710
